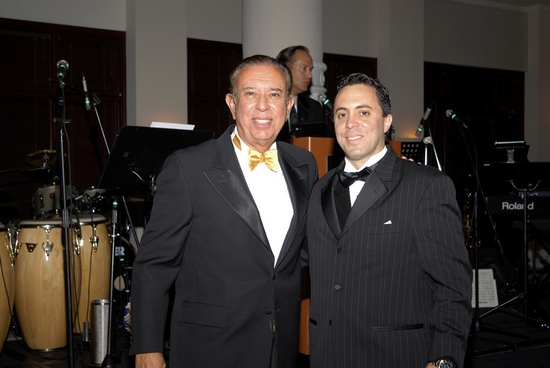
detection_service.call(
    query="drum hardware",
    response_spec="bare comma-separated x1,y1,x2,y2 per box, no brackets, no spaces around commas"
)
90,224,99,252
41,227,54,259
4,227,17,266
73,224,83,255
25,242,38,253
7,225,20,265
0,224,15,352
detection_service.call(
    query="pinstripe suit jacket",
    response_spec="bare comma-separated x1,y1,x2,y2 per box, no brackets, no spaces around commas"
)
306,147,472,368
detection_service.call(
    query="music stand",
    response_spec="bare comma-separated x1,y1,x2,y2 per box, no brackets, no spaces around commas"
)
493,141,529,164
96,125,214,367
98,126,215,194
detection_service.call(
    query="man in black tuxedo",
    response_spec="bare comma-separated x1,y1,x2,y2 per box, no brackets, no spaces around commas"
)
306,73,472,368
276,45,325,141
130,55,318,368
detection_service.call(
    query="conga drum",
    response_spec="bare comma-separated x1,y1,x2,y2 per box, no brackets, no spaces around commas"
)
72,215,111,334
0,224,15,352
14,220,81,350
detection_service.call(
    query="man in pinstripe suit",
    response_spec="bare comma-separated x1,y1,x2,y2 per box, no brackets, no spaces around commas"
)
306,73,472,368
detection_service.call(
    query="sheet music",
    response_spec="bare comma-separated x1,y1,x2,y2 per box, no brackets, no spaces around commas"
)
471,268,499,308
151,122,195,130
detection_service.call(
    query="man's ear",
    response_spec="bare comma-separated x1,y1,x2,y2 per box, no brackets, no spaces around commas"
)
287,95,295,115
383,114,393,133
225,93,237,120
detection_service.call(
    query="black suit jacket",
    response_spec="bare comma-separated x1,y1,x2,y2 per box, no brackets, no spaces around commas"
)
130,125,318,367
306,147,472,367
277,92,325,142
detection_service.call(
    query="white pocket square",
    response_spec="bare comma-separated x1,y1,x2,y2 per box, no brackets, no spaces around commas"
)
383,220,392,225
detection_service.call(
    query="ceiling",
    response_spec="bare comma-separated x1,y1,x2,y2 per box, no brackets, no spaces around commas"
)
480,0,550,6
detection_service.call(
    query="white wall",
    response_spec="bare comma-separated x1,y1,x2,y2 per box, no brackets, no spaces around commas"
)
525,6,550,162
0,0,126,31
425,0,527,71
126,0,188,127
187,0,242,44
323,0,378,57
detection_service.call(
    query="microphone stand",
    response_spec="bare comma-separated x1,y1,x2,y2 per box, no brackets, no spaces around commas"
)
86,89,141,368
54,78,76,368
421,120,442,171
452,117,483,332
453,116,529,339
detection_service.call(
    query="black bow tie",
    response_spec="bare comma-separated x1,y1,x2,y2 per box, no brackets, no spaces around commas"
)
337,167,372,188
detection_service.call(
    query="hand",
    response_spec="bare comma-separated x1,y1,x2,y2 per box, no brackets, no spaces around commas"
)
135,352,166,368
401,155,422,164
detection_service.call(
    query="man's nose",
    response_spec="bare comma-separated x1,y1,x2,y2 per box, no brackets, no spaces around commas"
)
256,94,268,110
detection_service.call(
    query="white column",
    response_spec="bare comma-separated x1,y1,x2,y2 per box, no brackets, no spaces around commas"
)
377,0,425,140
126,0,188,127
242,0,326,97
525,5,550,162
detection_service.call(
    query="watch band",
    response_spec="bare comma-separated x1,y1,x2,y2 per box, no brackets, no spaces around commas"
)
428,359,457,368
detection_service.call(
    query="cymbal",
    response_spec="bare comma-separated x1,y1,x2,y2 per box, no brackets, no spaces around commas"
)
25,149,56,168
0,189,17,207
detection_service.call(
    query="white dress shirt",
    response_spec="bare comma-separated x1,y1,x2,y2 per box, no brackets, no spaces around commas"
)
343,146,387,206
231,128,294,266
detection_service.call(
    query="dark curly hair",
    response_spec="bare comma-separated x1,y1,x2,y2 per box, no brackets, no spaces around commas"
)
335,73,392,117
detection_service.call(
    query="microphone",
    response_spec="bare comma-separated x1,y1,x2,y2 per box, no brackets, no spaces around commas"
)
415,104,432,137
82,73,91,111
319,94,333,114
57,60,69,81
445,109,468,129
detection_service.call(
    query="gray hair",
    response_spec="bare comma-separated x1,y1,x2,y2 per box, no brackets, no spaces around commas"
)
229,55,292,104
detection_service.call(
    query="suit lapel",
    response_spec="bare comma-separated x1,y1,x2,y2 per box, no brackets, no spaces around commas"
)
274,144,311,267
340,171,387,235
321,164,344,238
203,126,270,248
340,148,396,235
324,148,397,238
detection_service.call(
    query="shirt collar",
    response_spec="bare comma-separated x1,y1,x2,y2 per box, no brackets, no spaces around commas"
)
344,145,387,172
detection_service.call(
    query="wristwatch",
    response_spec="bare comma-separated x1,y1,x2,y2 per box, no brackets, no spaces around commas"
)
428,359,456,368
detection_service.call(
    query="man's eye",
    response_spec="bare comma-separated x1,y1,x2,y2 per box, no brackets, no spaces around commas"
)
360,111,369,116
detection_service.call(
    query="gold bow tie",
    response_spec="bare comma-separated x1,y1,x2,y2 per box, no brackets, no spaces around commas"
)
248,149,278,171
232,134,278,172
